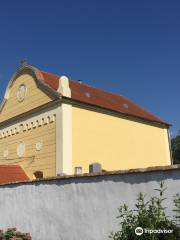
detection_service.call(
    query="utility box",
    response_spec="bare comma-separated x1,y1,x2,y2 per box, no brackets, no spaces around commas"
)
89,163,102,173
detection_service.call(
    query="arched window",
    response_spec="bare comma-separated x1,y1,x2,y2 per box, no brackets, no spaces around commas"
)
34,171,43,179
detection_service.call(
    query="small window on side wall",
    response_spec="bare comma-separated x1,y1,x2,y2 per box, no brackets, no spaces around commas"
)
34,171,43,179
74,167,82,175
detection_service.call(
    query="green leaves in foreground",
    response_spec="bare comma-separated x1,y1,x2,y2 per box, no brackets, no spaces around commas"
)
0,228,31,240
109,182,180,240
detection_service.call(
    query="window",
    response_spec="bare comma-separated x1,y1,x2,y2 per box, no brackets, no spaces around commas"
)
34,171,43,179
74,167,82,175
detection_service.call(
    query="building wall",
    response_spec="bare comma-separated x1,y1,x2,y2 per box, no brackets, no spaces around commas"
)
0,73,58,178
0,167,179,240
0,119,56,179
72,106,171,173
0,71,171,178
0,74,53,123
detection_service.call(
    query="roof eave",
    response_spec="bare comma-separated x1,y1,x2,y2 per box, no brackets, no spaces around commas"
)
62,96,171,128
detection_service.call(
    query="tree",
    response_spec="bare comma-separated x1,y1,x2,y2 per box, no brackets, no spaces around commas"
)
109,182,180,240
171,131,180,164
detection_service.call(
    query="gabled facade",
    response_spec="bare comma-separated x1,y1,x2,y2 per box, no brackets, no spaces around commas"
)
0,64,171,179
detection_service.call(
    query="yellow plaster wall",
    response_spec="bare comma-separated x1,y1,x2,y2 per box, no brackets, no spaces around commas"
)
0,121,56,179
0,74,53,123
72,106,171,173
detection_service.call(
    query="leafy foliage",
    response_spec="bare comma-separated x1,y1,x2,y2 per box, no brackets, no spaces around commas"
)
109,182,180,240
0,228,31,240
173,194,180,226
171,130,180,164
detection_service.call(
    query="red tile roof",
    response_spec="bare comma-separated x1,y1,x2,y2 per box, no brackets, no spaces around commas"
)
40,71,59,90
0,165,29,184
38,69,169,126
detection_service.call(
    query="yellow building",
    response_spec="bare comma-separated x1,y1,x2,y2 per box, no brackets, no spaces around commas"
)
0,63,172,179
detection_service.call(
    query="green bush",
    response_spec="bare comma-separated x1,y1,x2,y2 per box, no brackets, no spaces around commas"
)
0,228,31,240
109,182,180,239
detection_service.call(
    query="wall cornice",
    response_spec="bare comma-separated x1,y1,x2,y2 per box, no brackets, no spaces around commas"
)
61,96,169,129
0,107,56,139
0,99,61,128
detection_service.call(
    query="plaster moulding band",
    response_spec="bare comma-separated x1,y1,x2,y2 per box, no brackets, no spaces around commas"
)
0,110,56,139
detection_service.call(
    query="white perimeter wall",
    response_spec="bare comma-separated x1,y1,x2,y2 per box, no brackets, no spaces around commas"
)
0,169,179,240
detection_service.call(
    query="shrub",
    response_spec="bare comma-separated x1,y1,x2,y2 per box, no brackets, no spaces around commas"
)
109,182,180,239
0,228,31,240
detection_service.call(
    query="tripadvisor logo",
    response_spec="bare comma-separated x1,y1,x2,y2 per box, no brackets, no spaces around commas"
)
135,227,143,236
135,227,173,235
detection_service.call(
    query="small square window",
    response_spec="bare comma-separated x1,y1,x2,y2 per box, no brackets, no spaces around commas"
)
74,167,82,175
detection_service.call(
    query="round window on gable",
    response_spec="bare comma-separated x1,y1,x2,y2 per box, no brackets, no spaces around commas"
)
17,84,27,102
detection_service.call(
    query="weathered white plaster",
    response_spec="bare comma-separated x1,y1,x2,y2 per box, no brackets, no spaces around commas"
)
0,169,179,240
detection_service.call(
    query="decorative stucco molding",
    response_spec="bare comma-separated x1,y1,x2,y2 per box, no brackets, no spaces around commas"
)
0,111,56,139
36,141,43,151
17,143,26,157
57,76,71,97
0,67,73,175
0,64,60,114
